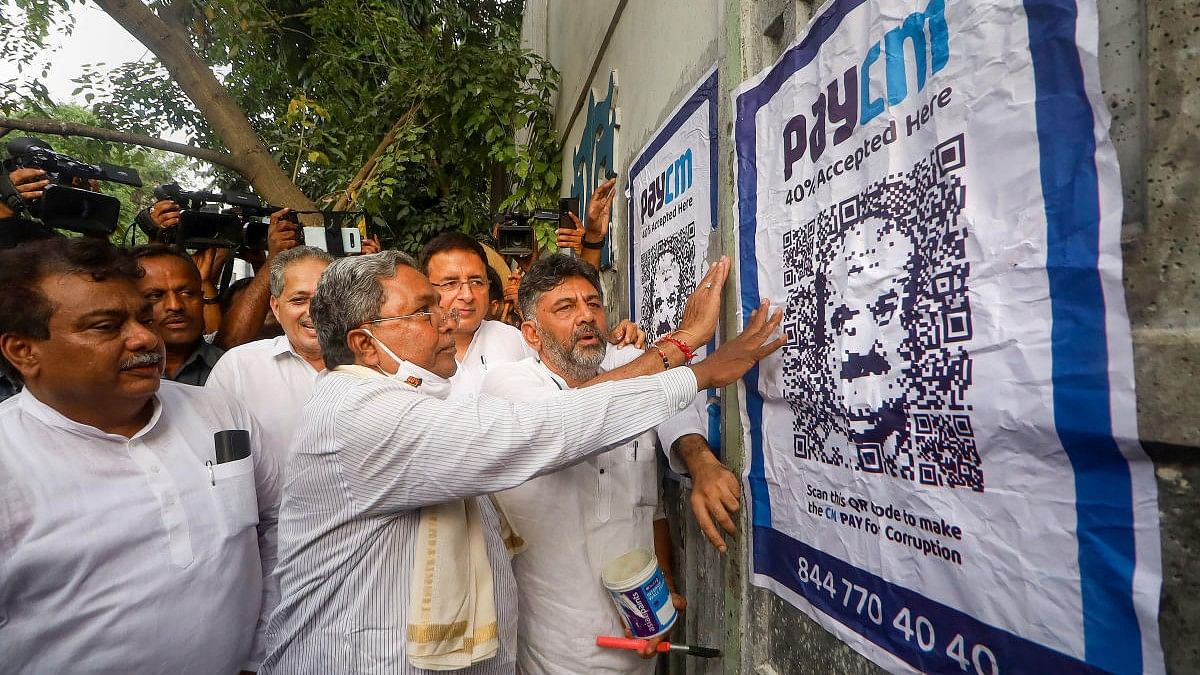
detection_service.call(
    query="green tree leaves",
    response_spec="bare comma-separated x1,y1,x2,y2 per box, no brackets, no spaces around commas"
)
4,0,562,255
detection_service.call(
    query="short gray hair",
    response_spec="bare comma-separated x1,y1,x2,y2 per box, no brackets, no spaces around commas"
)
310,250,419,369
269,246,334,297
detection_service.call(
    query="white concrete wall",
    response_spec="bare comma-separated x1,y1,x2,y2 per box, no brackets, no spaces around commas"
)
530,0,721,315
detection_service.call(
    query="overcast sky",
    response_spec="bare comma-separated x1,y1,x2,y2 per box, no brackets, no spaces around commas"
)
0,3,156,107
1,3,215,183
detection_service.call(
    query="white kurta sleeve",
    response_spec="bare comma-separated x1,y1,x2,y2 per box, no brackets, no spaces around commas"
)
243,408,281,671
599,345,709,474
331,367,698,515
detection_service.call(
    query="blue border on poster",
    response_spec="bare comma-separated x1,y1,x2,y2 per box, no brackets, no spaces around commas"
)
732,0,1141,672
627,68,722,454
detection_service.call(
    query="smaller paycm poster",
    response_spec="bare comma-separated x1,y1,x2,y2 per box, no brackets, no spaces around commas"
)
732,0,1162,673
628,67,718,345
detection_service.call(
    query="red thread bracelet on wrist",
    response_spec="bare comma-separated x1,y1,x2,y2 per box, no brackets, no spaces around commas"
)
657,335,696,362
650,344,671,370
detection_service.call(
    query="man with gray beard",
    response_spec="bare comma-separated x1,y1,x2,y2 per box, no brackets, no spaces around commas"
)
481,254,743,675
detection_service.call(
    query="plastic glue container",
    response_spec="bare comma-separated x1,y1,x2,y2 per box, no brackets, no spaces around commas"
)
601,548,678,638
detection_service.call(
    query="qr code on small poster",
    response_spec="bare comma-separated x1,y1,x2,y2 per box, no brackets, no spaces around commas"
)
779,135,982,491
638,221,697,339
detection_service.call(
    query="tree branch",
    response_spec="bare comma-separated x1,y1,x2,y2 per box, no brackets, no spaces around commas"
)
92,0,318,210
332,103,422,211
0,116,241,170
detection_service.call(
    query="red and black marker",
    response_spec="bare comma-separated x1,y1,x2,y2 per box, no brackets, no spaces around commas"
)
596,635,722,658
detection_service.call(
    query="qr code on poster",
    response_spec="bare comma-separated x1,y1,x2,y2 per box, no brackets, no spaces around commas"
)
639,221,696,339
779,135,982,491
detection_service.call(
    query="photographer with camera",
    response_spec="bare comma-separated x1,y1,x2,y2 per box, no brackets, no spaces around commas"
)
2,137,141,243
0,168,60,249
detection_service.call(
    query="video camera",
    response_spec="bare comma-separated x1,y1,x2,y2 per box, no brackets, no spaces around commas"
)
1,137,142,237
144,182,365,255
144,182,274,251
495,197,578,258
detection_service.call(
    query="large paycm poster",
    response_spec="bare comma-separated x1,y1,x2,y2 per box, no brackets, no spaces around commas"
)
733,1,1162,673
629,67,718,342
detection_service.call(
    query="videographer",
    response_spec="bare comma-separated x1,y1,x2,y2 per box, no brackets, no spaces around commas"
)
213,207,304,348
0,167,57,248
140,199,302,350
3,137,140,244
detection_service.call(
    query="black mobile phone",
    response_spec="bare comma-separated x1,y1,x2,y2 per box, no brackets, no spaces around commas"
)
214,430,251,464
558,196,580,229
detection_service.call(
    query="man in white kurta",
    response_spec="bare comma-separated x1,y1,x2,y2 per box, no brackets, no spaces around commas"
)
483,348,669,674
482,254,744,674
419,232,533,400
206,246,332,461
0,236,280,673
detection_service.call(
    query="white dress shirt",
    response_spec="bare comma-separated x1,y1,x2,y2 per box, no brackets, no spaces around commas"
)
0,381,280,673
448,320,535,400
205,335,322,464
483,354,690,675
262,366,698,674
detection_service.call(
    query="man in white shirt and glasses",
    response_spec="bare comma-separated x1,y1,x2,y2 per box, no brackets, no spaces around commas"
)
262,250,784,673
206,245,334,463
420,232,645,400
0,236,280,673
420,232,532,399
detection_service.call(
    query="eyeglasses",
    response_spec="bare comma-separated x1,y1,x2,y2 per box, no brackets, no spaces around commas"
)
361,307,460,328
431,278,488,294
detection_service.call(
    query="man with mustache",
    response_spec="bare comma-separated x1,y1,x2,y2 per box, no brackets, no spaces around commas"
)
650,247,686,339
262,250,783,673
422,189,644,401
481,255,741,673
420,232,537,399
0,236,280,672
132,244,227,385
206,246,334,464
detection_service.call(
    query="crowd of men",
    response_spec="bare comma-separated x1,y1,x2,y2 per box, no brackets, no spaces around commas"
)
0,169,785,674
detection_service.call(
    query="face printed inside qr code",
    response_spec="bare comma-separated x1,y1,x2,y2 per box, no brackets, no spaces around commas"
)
640,222,697,339
780,135,981,491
